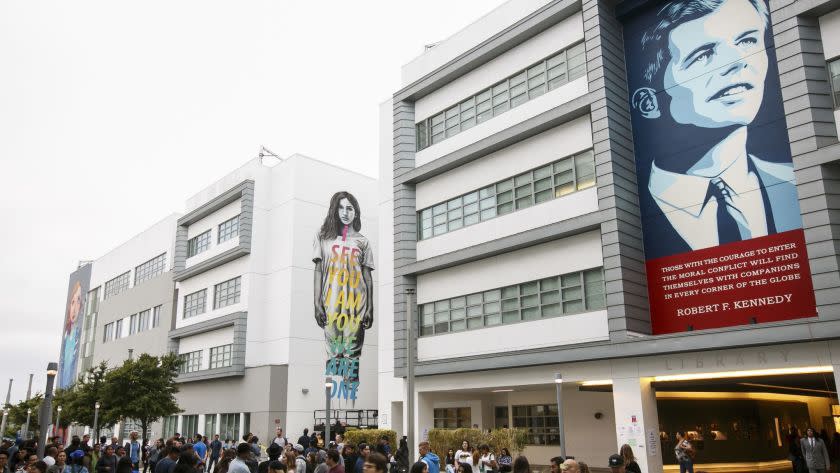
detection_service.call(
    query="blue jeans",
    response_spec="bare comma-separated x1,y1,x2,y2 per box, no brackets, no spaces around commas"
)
679,459,694,473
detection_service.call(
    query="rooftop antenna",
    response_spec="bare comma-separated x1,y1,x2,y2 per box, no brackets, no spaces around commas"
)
259,146,283,167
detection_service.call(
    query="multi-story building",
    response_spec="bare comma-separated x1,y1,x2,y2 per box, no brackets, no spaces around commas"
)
58,154,379,442
379,0,840,471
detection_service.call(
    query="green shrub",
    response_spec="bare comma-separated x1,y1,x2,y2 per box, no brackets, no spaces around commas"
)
343,429,398,449
427,428,528,457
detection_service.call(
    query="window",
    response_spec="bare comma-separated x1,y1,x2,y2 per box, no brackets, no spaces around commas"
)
135,253,167,285
831,58,840,109
433,407,471,429
513,405,560,445
184,289,207,318
219,413,240,442
495,406,509,429
103,322,114,343
205,415,217,437
179,350,202,374
209,344,233,369
214,277,241,309
416,42,586,150
162,415,178,439
152,305,162,328
86,287,100,316
188,230,211,257
218,215,240,244
138,309,150,333
129,314,138,335
114,319,123,339
418,150,595,240
419,268,605,336
104,272,130,299
181,415,198,439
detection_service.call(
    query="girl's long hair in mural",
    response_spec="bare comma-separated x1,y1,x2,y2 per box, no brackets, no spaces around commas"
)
319,191,362,239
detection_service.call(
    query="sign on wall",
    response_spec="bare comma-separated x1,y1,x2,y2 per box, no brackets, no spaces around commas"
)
622,0,816,334
58,264,91,388
313,191,374,400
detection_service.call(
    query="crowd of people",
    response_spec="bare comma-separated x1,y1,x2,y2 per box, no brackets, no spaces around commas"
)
0,426,668,473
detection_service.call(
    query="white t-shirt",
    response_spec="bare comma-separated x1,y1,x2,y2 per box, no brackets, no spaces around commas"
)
454,451,472,467
480,453,495,472
274,437,287,448
43,457,56,467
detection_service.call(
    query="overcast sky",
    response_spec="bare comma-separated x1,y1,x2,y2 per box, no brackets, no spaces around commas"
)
0,0,506,404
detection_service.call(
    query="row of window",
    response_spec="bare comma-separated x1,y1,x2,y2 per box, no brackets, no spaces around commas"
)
102,252,169,300
419,268,605,336
419,150,595,240
162,413,249,443
102,305,162,342
183,276,242,319
178,344,234,374
433,405,558,446
416,42,586,151
187,214,241,258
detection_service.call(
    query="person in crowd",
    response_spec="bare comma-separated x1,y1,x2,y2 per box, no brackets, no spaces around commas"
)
455,465,471,473
511,457,529,473
173,451,197,473
127,433,141,473
607,455,624,473
68,452,87,473
561,459,578,473
312,452,328,473
66,439,83,458
96,446,116,473
674,432,694,473
292,446,306,473
340,447,355,473
494,451,509,473
208,437,223,473
549,458,563,473
576,463,589,473
114,458,131,473
227,446,252,473
273,432,287,451
618,445,639,473
0,449,10,473
393,439,407,473
17,453,36,473
478,446,495,473
409,462,426,473
466,452,480,473
215,450,236,473
296,432,309,452
114,448,126,465
453,444,470,471
89,445,99,473
443,450,455,473
417,443,438,473
305,453,316,473
354,445,369,473
325,451,343,473
81,437,91,455
145,440,162,473
154,447,178,473
333,437,342,453
47,451,68,473
362,453,387,473
44,448,58,468
11,448,28,473
801,427,831,473
29,461,48,473
194,437,208,472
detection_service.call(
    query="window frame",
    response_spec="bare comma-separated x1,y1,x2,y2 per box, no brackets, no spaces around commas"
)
179,350,203,374
512,404,560,446
214,277,242,309
218,215,241,244
432,407,472,429
187,230,212,258
104,271,130,299
829,57,840,110
183,289,208,319
134,253,167,285
209,344,233,369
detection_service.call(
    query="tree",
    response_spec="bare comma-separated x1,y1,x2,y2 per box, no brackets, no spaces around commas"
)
3,394,43,438
101,353,182,444
61,362,119,438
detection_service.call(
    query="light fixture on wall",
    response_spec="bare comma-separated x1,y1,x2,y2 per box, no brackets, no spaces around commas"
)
491,389,514,393
302,388,309,394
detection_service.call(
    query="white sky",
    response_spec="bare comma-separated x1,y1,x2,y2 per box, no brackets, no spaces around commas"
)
0,0,506,404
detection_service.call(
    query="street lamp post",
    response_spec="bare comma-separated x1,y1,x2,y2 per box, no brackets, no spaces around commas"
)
55,406,63,442
93,402,101,442
38,362,59,458
24,408,31,439
324,378,332,446
554,373,566,459
405,288,416,464
0,410,7,438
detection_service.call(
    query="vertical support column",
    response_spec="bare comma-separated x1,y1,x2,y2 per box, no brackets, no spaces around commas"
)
198,414,206,436
216,414,222,436
176,416,183,437
582,0,650,340
238,412,246,439
612,377,662,473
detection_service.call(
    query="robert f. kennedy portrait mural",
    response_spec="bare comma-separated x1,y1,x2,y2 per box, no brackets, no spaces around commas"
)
626,0,800,259
623,0,816,334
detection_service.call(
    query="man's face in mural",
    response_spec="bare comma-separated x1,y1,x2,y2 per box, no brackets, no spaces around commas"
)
662,0,768,128
69,286,82,324
338,198,356,226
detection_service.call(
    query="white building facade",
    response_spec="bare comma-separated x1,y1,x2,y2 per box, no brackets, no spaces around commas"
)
379,0,840,472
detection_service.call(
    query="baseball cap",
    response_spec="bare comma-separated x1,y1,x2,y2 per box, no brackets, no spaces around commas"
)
293,444,304,453
608,454,624,467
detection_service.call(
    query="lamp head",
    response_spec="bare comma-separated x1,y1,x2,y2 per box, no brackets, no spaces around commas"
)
27,408,31,414
554,373,563,384
95,402,101,409
46,362,59,377
57,406,62,412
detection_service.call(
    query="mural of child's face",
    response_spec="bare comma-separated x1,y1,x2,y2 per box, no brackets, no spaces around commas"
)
68,286,82,323
662,0,768,128
338,198,356,226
